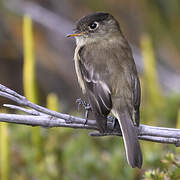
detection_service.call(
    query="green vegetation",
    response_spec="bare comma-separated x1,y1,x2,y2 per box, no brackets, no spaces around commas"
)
144,153,180,180
23,14,43,169
0,111,9,180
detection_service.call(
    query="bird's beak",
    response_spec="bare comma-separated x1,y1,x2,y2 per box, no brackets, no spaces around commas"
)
66,32,87,38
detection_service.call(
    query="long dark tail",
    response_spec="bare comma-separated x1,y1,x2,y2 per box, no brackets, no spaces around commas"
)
112,109,143,168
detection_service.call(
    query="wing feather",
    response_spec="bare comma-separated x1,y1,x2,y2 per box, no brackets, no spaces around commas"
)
132,75,141,126
79,59,112,116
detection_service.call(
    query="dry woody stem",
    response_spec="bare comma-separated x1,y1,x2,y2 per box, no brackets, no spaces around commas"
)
0,84,180,147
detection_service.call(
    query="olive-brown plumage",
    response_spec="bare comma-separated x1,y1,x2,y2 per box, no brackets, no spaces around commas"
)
68,12,143,168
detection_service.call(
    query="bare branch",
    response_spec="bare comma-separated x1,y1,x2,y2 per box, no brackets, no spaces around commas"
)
3,104,42,116
0,113,96,130
0,84,180,147
0,84,94,126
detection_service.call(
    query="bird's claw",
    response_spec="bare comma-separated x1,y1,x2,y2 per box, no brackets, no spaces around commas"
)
76,98,92,125
107,116,122,133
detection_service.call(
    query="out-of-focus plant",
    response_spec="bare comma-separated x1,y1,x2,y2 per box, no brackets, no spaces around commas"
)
143,153,180,180
47,93,59,112
140,34,164,172
23,14,43,176
45,93,60,179
140,34,180,180
0,109,10,180
141,34,165,125
176,110,180,154
176,110,180,129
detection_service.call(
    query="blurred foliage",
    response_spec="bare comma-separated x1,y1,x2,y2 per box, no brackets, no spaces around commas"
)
23,14,43,177
144,0,180,50
47,93,59,112
0,109,9,180
0,0,180,180
23,15,38,103
143,153,180,180
177,110,180,129
141,34,165,124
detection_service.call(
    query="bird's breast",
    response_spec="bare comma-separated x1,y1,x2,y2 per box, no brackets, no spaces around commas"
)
74,45,86,94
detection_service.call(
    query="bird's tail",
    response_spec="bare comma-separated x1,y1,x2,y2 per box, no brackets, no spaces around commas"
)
112,109,143,168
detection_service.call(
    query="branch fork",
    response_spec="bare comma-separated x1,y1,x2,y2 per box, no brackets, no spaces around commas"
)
0,84,180,147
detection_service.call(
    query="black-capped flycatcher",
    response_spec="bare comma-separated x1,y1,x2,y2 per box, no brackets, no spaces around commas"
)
67,12,142,168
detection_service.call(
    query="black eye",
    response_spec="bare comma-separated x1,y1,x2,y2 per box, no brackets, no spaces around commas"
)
89,22,99,30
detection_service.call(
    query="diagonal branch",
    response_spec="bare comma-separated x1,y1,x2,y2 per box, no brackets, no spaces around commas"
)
0,84,180,147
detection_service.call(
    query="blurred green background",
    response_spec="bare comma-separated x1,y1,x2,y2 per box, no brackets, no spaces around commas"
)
0,0,180,179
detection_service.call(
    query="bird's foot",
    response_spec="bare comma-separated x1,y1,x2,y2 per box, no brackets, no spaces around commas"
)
107,116,116,130
107,116,122,133
76,98,92,125
89,117,122,137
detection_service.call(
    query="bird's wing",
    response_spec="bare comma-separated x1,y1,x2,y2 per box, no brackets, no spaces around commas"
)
78,46,112,116
132,74,141,126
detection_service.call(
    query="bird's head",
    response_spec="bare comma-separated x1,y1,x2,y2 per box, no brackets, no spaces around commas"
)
67,12,121,45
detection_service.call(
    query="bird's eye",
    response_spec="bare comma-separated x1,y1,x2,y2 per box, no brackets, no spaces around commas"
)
88,22,99,30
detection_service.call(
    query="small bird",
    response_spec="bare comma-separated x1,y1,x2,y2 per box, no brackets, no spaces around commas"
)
67,12,142,168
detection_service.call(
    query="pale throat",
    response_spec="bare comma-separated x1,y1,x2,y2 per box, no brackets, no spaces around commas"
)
75,33,121,48
75,36,97,47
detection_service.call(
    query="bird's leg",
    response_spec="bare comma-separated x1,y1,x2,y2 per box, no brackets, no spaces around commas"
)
107,116,122,133
90,116,122,136
83,103,91,124
76,98,92,124
107,116,116,131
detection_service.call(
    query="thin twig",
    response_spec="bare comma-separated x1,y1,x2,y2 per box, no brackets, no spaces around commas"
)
3,104,42,116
